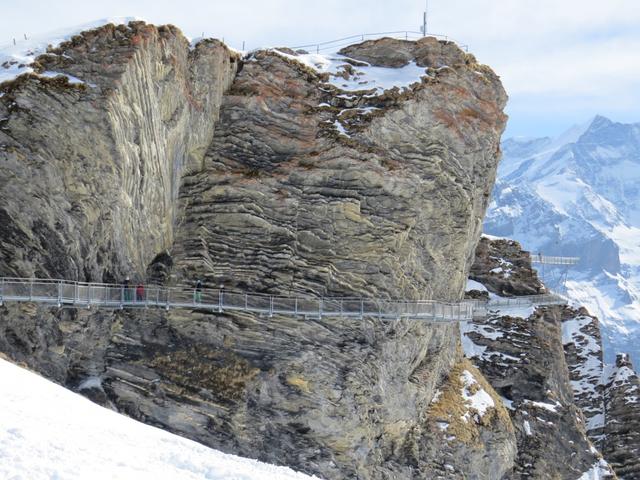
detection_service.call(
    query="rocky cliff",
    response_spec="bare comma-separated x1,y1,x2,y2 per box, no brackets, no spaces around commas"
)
0,21,540,479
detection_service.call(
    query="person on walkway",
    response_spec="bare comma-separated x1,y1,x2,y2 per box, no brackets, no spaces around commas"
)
194,280,203,303
136,283,145,302
123,277,131,302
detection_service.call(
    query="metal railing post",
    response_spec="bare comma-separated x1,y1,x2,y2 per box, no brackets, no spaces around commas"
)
57,281,62,306
120,285,124,309
269,296,273,317
245,293,248,310
218,289,223,313
360,299,364,319
0,278,4,305
294,297,298,316
319,298,323,319
166,288,170,311
29,280,33,301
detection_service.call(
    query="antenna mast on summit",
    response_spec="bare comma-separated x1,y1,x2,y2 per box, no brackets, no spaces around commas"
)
422,0,429,36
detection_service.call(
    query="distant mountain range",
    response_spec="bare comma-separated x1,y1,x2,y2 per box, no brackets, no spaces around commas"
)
486,115,640,365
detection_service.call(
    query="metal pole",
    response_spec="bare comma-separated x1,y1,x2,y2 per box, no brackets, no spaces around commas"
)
0,278,4,305
294,297,298,316
57,281,62,306
319,298,323,319
166,288,170,311
218,286,223,313
29,280,33,301
245,293,248,310
269,296,273,317
360,299,364,320
422,0,428,36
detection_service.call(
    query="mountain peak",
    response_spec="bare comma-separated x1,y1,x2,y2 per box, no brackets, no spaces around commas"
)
588,114,614,130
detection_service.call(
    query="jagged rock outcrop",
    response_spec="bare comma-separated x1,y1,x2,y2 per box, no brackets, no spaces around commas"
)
469,236,545,296
561,307,640,479
464,237,617,478
561,307,607,446
602,354,640,478
0,24,518,479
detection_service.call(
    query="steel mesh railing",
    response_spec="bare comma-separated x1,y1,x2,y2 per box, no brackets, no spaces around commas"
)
0,277,473,322
290,31,468,54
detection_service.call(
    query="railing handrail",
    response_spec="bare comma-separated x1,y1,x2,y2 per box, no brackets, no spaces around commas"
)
290,31,468,53
0,277,465,305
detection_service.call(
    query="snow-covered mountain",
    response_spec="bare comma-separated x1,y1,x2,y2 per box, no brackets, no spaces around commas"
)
0,358,319,480
485,115,640,365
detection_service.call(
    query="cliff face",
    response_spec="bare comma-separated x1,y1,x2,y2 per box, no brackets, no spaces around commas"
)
0,22,238,281
0,23,516,479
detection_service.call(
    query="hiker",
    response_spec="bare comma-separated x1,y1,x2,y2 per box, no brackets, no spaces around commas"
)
136,283,145,302
123,277,131,302
194,280,203,303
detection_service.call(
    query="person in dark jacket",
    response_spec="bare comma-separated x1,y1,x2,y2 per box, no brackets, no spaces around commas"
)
123,277,131,302
194,280,203,303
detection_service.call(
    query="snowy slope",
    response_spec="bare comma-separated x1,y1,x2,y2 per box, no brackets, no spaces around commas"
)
0,17,142,86
485,116,640,365
0,358,320,480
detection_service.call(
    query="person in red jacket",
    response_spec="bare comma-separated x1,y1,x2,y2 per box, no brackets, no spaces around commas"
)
136,283,144,302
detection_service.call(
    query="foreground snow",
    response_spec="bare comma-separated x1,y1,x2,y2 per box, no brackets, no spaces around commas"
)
0,358,320,480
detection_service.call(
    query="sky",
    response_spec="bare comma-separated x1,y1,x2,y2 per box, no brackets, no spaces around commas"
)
0,0,638,138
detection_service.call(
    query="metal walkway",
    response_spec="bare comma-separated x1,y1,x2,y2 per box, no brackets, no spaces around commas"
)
530,254,580,265
467,294,568,319
0,278,569,323
0,277,474,322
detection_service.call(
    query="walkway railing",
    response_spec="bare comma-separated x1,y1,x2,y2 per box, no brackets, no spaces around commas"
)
466,293,568,318
290,31,469,54
530,254,580,265
0,277,473,322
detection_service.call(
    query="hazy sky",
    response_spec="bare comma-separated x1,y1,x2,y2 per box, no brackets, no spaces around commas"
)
1,0,639,138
